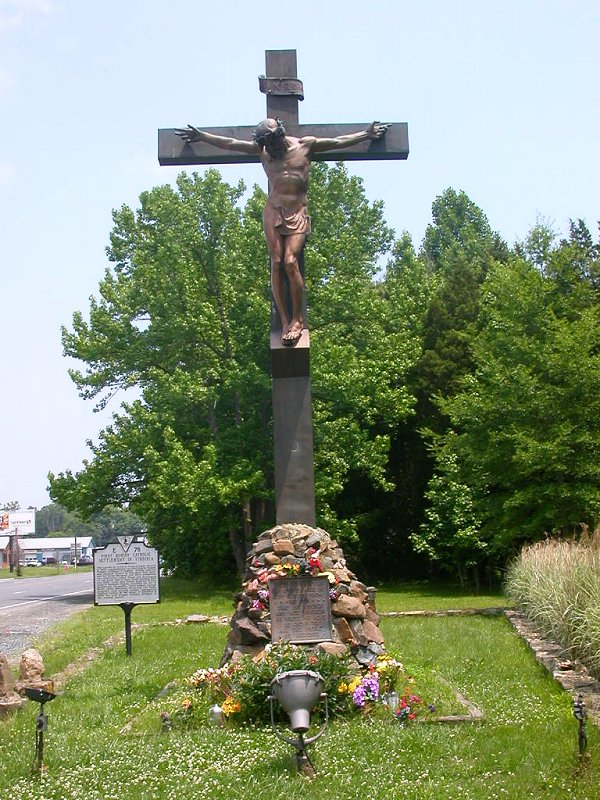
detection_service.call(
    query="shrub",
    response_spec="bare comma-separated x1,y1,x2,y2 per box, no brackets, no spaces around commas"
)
505,529,600,678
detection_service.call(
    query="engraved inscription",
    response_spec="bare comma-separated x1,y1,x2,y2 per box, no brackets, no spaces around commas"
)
94,542,160,605
269,576,332,643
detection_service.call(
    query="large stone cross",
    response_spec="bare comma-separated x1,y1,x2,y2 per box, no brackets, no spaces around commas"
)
158,49,409,527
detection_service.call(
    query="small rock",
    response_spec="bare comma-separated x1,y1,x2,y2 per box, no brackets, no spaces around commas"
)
254,539,275,556
236,617,270,645
273,539,295,556
0,654,16,696
332,595,366,619
317,642,347,658
333,617,356,644
16,649,48,693
362,620,385,645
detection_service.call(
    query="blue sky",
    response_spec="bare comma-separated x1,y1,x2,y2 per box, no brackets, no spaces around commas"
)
1,0,599,511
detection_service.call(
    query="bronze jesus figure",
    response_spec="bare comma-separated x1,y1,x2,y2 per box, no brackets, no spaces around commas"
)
176,118,390,346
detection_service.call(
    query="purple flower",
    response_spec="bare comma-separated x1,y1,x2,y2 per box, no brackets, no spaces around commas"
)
352,672,380,707
353,685,366,707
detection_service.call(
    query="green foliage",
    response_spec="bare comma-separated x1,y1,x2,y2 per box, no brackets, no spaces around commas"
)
368,189,508,579
35,502,145,544
50,164,415,575
420,221,600,573
183,643,431,728
48,162,600,583
190,642,353,724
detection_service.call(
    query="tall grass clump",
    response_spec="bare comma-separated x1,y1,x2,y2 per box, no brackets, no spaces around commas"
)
505,530,600,678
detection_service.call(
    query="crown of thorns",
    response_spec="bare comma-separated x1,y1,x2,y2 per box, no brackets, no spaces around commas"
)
253,117,285,143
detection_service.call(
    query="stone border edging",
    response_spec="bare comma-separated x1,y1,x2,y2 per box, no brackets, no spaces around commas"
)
504,610,600,726
380,607,508,618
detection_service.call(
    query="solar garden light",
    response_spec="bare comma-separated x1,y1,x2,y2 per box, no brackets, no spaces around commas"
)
573,693,588,755
383,690,400,714
268,670,329,774
208,703,224,726
23,687,57,774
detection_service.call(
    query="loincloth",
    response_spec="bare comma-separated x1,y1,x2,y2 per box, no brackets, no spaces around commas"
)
274,206,311,236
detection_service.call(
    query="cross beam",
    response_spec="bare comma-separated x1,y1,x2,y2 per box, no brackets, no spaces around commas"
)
158,123,409,166
159,49,408,167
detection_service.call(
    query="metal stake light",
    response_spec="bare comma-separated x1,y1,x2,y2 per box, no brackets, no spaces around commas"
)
268,670,329,775
24,687,56,774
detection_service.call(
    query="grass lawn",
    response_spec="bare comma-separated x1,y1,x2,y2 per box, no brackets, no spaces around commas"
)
0,565,94,579
375,580,509,613
0,578,596,799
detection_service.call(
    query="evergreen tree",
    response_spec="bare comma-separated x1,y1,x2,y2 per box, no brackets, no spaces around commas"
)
416,222,600,577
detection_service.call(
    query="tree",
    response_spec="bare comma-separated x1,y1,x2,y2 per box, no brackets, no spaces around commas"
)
50,164,414,576
51,170,271,575
416,225,600,576
369,190,508,579
35,502,146,544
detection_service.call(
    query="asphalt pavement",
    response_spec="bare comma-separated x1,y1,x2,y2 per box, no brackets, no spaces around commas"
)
0,572,94,661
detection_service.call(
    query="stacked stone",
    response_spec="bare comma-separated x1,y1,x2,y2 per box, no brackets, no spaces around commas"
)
221,523,385,666
0,654,25,719
0,649,54,719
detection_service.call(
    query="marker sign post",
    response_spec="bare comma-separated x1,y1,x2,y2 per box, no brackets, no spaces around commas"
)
93,537,160,655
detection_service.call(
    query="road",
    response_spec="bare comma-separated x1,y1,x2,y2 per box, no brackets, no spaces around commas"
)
0,572,94,661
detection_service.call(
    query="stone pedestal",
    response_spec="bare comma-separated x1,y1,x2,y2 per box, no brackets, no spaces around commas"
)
221,524,384,667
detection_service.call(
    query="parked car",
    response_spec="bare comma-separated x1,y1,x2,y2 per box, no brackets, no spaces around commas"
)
71,556,93,566
22,559,40,567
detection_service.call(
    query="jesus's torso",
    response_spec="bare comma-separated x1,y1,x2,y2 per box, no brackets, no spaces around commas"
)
261,137,311,211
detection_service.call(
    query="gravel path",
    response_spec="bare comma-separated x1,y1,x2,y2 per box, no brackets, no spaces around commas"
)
0,593,93,664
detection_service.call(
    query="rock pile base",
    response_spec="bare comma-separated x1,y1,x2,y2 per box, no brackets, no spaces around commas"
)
221,523,385,667
15,648,54,695
0,653,25,718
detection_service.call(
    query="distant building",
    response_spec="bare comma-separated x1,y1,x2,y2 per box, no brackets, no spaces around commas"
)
0,536,95,567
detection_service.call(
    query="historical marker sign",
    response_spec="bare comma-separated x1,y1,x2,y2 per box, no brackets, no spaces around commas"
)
93,540,160,606
269,576,333,644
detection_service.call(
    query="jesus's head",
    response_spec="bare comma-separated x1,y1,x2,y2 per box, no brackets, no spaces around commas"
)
253,118,286,153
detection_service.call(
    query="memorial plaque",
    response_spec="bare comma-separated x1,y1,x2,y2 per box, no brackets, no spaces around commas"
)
269,576,333,643
93,540,160,606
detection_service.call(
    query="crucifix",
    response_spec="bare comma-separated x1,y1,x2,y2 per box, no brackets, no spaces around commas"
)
158,49,409,527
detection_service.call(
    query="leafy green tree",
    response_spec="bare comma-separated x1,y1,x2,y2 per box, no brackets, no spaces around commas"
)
50,170,270,575
35,502,145,544
417,189,509,427
50,164,413,576
366,190,508,579
417,225,600,576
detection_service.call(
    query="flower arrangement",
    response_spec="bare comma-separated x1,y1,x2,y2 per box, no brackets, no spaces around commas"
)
342,668,380,708
244,546,340,600
180,643,428,727
394,691,423,722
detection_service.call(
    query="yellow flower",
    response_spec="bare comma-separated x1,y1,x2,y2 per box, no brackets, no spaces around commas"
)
337,682,348,694
221,696,241,716
348,676,362,693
